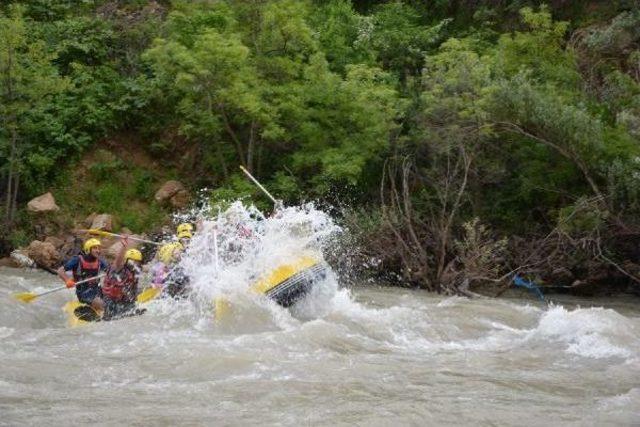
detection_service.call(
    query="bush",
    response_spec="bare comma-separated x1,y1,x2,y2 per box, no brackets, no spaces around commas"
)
132,168,155,197
95,183,125,213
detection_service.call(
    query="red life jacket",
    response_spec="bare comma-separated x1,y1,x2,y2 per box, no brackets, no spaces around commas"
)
102,266,138,302
73,255,101,285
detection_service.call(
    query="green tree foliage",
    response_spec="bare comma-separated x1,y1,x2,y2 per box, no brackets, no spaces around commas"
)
143,0,402,199
3,0,640,292
308,0,374,73
0,5,68,226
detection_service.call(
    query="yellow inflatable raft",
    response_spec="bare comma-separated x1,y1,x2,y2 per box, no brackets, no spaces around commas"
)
215,254,328,319
62,287,160,327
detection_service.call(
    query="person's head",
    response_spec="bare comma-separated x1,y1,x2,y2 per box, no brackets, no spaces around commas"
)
159,243,183,264
83,238,101,257
124,249,143,271
176,223,193,235
177,230,192,247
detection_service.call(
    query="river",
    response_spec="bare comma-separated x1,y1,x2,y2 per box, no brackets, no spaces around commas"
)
1,266,639,426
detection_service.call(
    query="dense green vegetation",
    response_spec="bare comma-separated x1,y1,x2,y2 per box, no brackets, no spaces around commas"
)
1,1,639,294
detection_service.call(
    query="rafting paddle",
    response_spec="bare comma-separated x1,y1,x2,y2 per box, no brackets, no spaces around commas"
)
239,165,278,205
76,229,162,246
13,274,106,303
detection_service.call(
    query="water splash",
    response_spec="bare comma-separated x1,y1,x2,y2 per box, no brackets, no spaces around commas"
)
175,201,343,320
533,304,637,359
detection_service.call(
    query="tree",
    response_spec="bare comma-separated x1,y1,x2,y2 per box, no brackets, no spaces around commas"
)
145,23,271,177
0,5,67,227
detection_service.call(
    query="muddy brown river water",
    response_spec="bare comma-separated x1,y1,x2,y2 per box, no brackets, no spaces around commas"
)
1,267,639,426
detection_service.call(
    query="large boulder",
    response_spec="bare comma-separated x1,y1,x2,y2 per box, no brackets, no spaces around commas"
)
27,192,59,213
170,189,190,209
155,180,190,208
44,236,65,250
91,214,114,231
83,212,97,227
59,236,83,260
26,240,61,269
105,235,144,259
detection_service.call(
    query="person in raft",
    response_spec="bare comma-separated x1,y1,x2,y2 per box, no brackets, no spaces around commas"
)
57,238,108,311
163,249,190,299
101,236,143,320
151,242,190,299
150,242,182,288
176,222,194,248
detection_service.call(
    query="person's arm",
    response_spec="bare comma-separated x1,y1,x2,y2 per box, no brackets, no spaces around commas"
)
57,257,77,288
195,217,204,233
113,236,129,270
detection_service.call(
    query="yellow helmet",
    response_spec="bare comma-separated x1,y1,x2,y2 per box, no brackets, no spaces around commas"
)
177,230,192,239
124,249,143,262
83,238,101,253
177,223,193,234
158,242,182,264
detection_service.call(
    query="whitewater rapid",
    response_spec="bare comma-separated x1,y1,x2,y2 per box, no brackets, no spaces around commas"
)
1,266,639,426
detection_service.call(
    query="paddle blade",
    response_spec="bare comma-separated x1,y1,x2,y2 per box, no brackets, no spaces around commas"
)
86,229,111,237
136,287,161,303
13,292,37,303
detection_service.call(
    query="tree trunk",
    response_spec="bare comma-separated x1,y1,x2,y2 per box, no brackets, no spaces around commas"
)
215,141,229,181
435,146,471,286
4,126,17,225
4,164,13,224
219,105,246,168
3,39,16,226
256,138,264,179
205,94,228,180
10,171,19,224
247,120,256,173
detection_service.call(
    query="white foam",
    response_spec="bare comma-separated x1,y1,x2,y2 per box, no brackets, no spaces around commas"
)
530,305,637,359
172,201,345,325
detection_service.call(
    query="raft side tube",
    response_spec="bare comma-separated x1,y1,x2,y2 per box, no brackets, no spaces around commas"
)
266,262,328,307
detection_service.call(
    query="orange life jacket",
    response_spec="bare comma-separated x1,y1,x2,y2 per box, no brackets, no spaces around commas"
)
73,255,101,286
101,266,138,302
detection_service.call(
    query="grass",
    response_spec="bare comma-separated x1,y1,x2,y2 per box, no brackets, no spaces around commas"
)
50,149,175,234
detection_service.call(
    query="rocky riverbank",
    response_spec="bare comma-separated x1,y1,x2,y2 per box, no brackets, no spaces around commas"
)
2,179,192,270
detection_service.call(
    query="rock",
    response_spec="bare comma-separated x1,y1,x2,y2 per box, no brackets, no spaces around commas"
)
10,250,35,268
170,189,190,209
84,212,97,227
0,257,19,268
44,236,65,250
59,236,83,259
26,240,61,269
27,192,59,213
91,214,114,231
155,180,187,204
106,235,143,259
